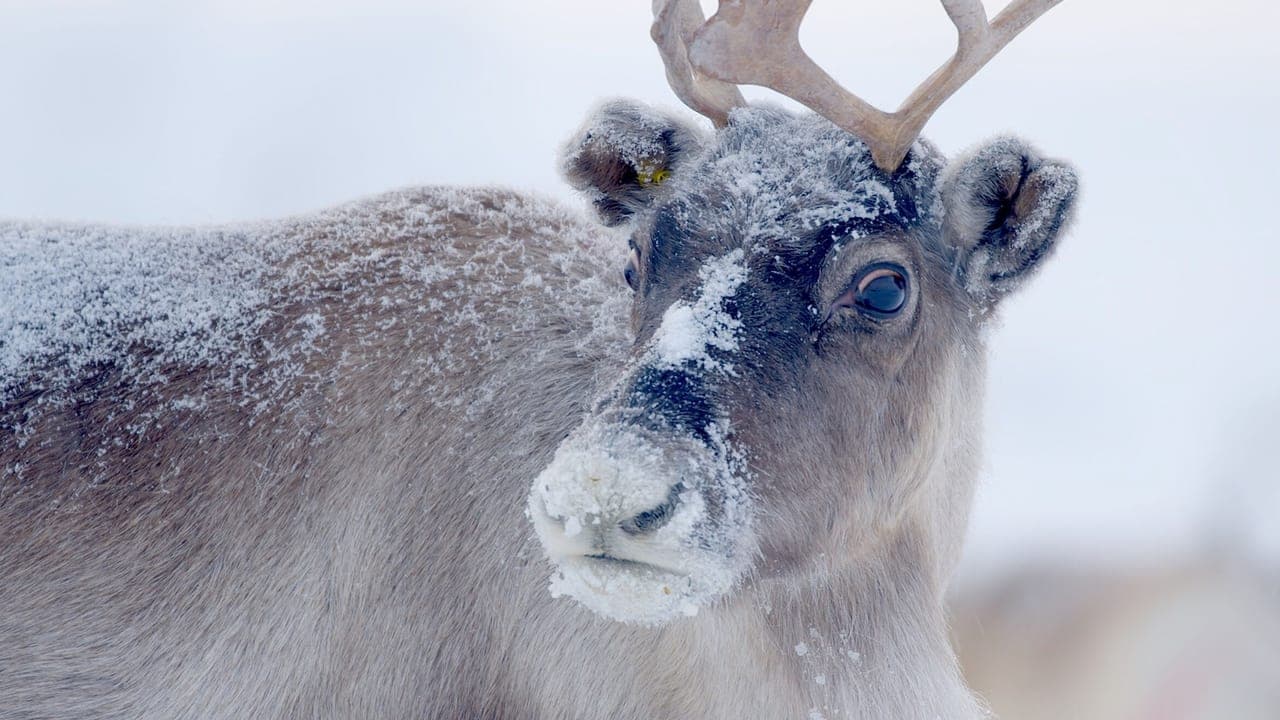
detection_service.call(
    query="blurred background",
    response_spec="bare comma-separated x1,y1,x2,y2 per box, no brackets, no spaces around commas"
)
2,1,1277,716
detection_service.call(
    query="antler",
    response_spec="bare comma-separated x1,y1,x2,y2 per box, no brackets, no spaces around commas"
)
654,0,1064,172
650,0,747,128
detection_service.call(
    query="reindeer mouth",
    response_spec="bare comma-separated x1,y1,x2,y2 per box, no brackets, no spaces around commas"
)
550,553,703,623
581,553,688,577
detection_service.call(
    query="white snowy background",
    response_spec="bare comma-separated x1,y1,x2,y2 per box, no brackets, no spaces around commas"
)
1,0,1277,579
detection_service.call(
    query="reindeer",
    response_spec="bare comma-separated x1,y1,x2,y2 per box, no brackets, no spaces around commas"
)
0,1,1076,718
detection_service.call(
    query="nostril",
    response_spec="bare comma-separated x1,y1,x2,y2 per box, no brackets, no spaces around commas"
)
625,503,673,534
621,483,684,535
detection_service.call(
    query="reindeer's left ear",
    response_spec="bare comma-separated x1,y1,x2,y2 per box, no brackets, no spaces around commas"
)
560,100,707,227
939,137,1079,307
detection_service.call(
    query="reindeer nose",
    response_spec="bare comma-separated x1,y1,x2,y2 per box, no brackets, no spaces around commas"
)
620,482,684,535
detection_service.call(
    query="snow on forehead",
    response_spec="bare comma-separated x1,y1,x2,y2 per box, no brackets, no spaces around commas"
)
676,107,942,244
650,249,747,375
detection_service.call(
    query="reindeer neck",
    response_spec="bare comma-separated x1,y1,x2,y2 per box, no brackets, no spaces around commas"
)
656,526,982,720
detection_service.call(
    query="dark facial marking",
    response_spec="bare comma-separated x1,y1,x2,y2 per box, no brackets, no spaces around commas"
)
626,367,716,444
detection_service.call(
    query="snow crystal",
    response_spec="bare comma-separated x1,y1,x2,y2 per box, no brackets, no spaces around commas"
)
795,642,810,657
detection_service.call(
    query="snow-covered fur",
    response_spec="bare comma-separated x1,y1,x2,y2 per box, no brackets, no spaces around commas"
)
0,103,1077,719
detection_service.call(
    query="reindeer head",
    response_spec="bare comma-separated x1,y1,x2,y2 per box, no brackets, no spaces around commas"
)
528,0,1076,625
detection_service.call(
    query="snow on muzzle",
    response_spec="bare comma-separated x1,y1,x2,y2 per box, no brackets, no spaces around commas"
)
528,249,754,625
527,420,750,625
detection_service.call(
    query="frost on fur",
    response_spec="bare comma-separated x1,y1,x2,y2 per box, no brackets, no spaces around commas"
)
650,249,747,375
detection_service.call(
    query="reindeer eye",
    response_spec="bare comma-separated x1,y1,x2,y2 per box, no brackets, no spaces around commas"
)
833,263,908,320
623,247,641,291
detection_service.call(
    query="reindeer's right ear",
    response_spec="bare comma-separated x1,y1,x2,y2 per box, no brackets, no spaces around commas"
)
560,100,707,227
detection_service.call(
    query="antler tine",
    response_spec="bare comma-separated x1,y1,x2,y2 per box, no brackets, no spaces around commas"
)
689,0,1065,172
651,0,746,128
893,0,1064,163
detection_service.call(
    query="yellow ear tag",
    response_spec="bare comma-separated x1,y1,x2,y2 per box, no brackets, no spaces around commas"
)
636,163,671,188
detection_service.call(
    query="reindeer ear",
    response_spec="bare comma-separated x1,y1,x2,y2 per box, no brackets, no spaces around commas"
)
560,100,707,227
939,137,1079,306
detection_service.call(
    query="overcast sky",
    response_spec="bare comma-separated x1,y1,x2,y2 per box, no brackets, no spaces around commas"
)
1,0,1277,575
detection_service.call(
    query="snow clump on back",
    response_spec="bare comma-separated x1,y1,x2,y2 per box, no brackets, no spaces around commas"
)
0,222,289,410
0,187,631,451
